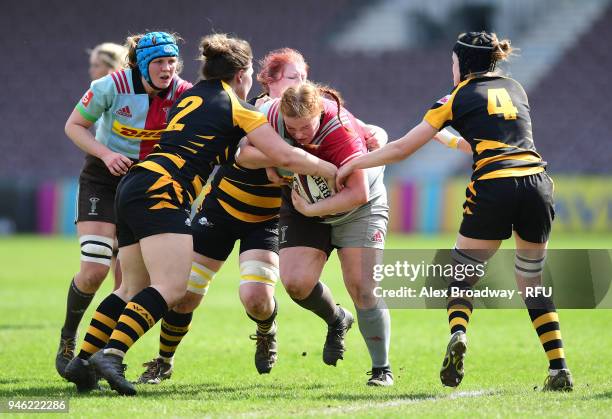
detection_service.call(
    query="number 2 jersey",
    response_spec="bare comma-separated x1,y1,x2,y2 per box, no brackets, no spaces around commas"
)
424,76,546,181
133,79,268,209
75,67,192,160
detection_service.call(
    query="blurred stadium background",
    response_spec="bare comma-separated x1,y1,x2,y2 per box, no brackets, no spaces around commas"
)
0,0,610,237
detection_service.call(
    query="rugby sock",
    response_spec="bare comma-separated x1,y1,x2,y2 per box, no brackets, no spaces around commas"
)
292,282,341,325
247,297,278,335
78,293,126,359
62,278,95,336
447,281,474,334
446,247,482,335
356,307,391,368
159,310,193,363
525,296,568,370
105,287,168,358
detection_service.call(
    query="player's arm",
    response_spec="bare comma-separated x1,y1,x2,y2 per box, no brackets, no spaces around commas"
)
246,124,337,182
235,139,290,186
356,119,388,151
336,120,437,190
433,128,471,154
235,138,274,169
292,168,368,217
65,110,132,176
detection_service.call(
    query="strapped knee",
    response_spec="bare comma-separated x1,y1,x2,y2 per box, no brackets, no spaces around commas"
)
187,262,216,295
515,253,546,278
449,247,487,282
240,261,279,287
80,235,114,266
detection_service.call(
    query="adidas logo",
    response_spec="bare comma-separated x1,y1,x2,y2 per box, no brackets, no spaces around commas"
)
116,106,132,118
370,230,384,243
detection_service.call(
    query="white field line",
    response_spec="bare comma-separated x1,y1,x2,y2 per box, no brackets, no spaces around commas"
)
238,389,494,418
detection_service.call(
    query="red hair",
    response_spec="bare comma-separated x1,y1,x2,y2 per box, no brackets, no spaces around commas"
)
257,48,309,91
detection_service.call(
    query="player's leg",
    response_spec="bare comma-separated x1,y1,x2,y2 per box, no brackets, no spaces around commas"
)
90,233,192,395
513,172,572,391
239,247,280,374
139,252,223,384
440,178,511,387
236,218,281,373
333,208,391,385
281,246,352,367
338,247,392,385
440,234,500,388
138,208,232,384
65,241,149,392
56,220,114,378
57,165,120,379
279,205,350,366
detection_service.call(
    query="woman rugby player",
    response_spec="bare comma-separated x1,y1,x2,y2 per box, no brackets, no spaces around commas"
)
56,31,191,380
238,81,394,386
336,31,573,391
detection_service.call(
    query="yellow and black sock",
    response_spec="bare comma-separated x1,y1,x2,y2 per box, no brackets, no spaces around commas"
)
78,293,126,359
159,310,192,361
447,281,473,334
62,278,95,337
105,287,168,357
525,296,567,370
247,297,278,334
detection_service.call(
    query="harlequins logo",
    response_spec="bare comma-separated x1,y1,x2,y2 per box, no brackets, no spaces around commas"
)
280,226,289,244
88,197,100,216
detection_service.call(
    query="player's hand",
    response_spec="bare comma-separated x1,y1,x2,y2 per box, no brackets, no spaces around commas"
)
366,135,382,151
265,167,290,186
335,162,354,191
291,189,314,217
364,125,388,151
101,151,132,176
317,160,337,190
254,95,272,109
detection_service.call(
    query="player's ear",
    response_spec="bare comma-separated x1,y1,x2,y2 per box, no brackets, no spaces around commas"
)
236,68,245,83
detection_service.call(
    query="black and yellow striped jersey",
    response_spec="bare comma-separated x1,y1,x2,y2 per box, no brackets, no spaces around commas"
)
204,163,282,223
424,76,546,181
201,92,282,223
134,80,267,209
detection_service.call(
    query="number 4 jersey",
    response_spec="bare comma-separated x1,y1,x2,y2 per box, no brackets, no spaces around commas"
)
424,76,546,181
75,68,192,160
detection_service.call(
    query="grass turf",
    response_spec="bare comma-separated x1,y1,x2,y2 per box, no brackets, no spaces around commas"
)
0,233,610,417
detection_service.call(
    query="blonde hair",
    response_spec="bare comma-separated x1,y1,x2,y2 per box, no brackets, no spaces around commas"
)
89,42,128,71
490,34,514,62
280,81,345,128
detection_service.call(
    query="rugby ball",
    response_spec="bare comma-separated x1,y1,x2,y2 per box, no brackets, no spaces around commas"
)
292,174,335,204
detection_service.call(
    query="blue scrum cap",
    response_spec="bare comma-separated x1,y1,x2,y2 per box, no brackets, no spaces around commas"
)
135,32,179,84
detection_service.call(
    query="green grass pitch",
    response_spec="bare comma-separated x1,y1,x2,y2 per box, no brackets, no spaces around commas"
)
0,233,611,417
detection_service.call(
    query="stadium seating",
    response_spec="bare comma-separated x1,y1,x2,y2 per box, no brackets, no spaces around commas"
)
1,0,610,180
